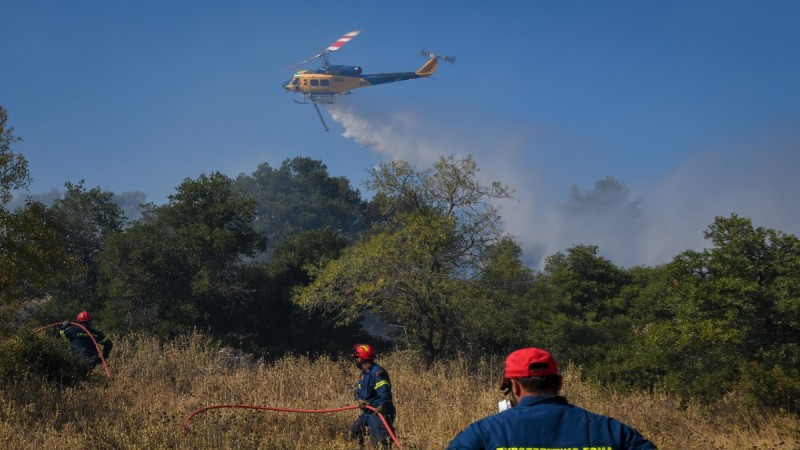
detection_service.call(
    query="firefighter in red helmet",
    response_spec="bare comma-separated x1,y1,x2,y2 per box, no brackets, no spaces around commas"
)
58,310,113,372
348,343,396,448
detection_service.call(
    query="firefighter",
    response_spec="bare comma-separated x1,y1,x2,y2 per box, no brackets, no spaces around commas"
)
446,347,657,450
58,310,113,372
347,343,396,448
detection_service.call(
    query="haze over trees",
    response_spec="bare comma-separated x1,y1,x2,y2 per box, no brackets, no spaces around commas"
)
2,105,798,412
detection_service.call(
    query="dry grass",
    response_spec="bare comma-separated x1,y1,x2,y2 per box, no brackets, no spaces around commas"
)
0,332,797,449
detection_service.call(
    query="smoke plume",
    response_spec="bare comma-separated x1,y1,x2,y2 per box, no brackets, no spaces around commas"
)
328,101,800,269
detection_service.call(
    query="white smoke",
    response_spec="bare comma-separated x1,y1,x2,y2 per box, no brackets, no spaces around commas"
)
327,102,442,166
327,101,800,269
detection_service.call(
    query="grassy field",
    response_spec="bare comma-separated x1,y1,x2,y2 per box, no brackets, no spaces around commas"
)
0,332,797,449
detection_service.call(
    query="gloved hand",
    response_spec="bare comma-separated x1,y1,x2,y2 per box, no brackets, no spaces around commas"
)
357,400,368,410
61,320,71,330
374,404,384,414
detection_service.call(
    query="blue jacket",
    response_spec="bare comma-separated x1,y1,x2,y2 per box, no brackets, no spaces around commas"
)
354,363,395,416
446,395,657,450
59,323,113,366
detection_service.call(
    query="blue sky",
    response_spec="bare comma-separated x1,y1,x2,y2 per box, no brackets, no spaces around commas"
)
3,1,799,268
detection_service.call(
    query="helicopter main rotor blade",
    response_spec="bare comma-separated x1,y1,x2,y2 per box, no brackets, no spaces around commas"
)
326,30,360,52
289,52,325,70
288,30,361,70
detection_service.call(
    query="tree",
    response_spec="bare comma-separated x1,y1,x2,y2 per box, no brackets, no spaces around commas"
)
294,155,514,366
0,107,72,332
627,215,800,408
532,244,632,365
38,181,128,318
254,228,372,354
0,106,28,207
98,172,267,337
233,157,371,256
0,202,74,331
458,238,537,355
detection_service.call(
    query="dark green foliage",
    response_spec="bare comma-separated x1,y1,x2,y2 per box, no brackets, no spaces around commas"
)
0,330,88,387
1,202,74,334
234,157,372,256
611,215,800,410
98,172,267,336
33,181,128,324
51,181,127,266
458,238,537,355
257,228,374,355
532,245,632,365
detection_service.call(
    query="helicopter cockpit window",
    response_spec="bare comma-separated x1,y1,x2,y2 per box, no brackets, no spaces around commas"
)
310,79,319,86
291,78,299,86
320,79,330,86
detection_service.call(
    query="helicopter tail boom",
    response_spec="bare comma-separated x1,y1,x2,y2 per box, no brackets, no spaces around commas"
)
359,53,451,86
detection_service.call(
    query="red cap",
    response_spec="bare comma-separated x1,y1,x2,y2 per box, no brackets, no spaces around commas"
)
504,348,559,378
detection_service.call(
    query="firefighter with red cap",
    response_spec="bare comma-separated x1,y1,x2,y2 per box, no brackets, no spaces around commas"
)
446,347,657,449
58,310,113,372
347,343,396,448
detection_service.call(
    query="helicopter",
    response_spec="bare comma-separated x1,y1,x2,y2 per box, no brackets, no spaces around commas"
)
284,30,454,131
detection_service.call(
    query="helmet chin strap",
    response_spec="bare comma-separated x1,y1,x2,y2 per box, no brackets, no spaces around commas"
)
354,357,373,370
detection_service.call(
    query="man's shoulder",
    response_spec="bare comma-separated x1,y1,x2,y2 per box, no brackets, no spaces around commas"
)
370,363,388,374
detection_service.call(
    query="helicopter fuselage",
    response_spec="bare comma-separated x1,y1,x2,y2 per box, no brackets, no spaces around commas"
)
285,57,439,104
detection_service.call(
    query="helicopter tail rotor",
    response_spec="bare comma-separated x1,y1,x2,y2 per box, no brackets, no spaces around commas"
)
421,50,455,64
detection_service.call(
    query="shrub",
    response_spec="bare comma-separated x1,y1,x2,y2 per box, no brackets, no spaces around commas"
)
0,329,88,388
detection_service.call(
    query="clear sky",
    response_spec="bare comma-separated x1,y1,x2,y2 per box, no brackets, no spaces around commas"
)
3,1,799,268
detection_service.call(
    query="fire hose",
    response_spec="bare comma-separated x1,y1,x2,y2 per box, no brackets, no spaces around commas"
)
182,403,402,448
35,323,400,445
34,321,112,379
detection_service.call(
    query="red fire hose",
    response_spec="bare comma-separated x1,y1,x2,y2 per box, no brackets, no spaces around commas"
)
182,403,402,448
34,321,112,379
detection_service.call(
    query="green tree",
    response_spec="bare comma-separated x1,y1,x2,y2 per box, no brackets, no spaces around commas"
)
294,155,513,366
35,181,128,320
0,202,74,331
0,107,72,332
254,228,372,354
458,238,537,354
629,215,800,408
234,157,371,255
52,181,127,267
532,245,632,367
98,172,267,337
0,106,28,207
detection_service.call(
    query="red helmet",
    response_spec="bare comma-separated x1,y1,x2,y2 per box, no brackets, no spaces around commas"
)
351,344,376,360
76,310,92,322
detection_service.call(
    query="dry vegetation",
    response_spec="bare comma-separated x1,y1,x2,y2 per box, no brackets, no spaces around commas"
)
0,333,797,449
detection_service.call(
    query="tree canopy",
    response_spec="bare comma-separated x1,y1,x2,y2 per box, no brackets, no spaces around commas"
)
294,154,515,366
234,157,371,256
98,172,267,336
0,106,28,207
